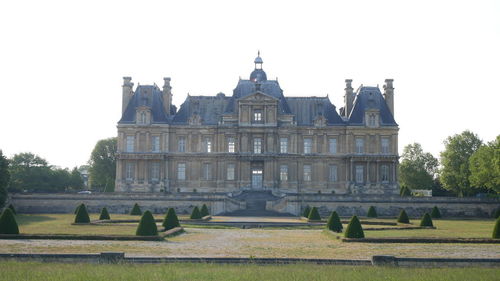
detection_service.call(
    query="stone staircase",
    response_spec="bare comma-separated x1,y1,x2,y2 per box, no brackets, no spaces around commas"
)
224,190,293,217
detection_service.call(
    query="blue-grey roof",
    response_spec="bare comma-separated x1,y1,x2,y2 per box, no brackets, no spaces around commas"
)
119,85,170,124
171,94,230,125
348,86,397,126
286,97,345,126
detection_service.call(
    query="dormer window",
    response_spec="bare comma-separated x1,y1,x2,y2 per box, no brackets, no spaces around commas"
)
253,110,263,123
140,112,147,124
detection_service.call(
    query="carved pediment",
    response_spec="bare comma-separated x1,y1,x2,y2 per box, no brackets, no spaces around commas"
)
188,113,202,125
237,91,278,102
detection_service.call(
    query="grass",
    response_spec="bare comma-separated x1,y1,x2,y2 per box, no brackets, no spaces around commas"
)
0,261,499,281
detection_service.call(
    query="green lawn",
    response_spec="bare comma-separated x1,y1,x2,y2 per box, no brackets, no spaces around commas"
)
0,262,499,281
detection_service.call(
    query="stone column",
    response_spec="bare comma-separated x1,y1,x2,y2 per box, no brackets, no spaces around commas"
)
367,161,370,184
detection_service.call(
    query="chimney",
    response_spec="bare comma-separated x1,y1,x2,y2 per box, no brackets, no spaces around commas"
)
344,79,354,117
122,77,134,114
162,77,172,116
383,79,394,117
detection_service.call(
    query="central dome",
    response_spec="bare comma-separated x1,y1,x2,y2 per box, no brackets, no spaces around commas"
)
250,69,267,82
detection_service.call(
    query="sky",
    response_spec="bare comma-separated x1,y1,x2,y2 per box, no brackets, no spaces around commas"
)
0,0,499,169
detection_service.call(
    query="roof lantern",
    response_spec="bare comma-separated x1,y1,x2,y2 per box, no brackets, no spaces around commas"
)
250,51,267,82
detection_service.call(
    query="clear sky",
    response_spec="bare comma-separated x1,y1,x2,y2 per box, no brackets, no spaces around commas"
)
0,0,499,169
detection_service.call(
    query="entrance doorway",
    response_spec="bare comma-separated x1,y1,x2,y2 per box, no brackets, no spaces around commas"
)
251,169,263,189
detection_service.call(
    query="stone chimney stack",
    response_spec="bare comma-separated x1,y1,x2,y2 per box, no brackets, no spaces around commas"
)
162,77,172,116
344,79,355,117
122,77,134,114
383,79,394,117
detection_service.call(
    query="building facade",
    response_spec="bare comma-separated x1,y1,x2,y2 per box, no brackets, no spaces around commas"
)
115,55,399,195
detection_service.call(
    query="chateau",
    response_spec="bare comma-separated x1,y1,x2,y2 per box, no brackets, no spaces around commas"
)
115,54,399,196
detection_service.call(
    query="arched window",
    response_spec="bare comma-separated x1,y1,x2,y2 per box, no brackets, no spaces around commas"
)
140,112,146,124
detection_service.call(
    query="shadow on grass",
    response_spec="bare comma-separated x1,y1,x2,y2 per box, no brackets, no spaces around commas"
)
15,215,57,226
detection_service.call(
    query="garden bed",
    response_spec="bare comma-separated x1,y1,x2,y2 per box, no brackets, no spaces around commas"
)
342,237,500,244
0,233,164,241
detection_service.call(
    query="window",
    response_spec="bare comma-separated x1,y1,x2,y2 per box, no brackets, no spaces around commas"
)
355,138,364,154
381,138,390,154
381,164,389,182
125,162,134,180
140,112,147,124
280,165,288,181
178,137,186,152
369,114,376,127
126,136,134,152
202,163,211,180
303,165,312,182
329,165,338,182
280,138,288,153
253,110,262,122
253,138,262,154
177,163,186,180
304,138,312,154
204,138,212,153
329,138,337,154
228,137,235,153
227,164,235,180
151,162,160,182
151,136,160,152
355,165,364,183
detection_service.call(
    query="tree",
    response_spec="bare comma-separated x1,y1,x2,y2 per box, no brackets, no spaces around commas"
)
469,136,500,193
326,211,343,233
74,203,90,223
344,216,364,238
200,204,209,217
99,207,110,220
0,150,9,208
136,211,158,236
420,213,434,227
0,208,19,234
308,207,321,221
367,206,377,218
399,143,439,190
440,131,483,196
162,208,180,230
190,206,201,219
302,206,311,218
400,185,412,197
8,152,52,192
431,206,441,219
130,203,142,216
88,137,117,192
493,217,500,239
397,209,410,224
69,167,84,190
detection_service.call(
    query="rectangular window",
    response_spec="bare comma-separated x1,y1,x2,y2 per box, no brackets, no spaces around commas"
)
329,165,338,182
126,136,134,152
253,110,262,122
280,165,288,181
381,164,389,182
178,137,186,152
304,138,312,154
355,165,364,183
381,138,390,154
303,165,312,182
125,162,134,180
202,163,211,180
177,163,186,181
228,137,235,153
355,138,364,154
329,138,337,154
280,138,288,154
204,138,212,153
227,164,235,180
253,138,262,154
151,136,160,152
151,162,160,182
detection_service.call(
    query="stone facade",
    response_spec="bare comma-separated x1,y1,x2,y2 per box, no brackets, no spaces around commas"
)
115,54,399,196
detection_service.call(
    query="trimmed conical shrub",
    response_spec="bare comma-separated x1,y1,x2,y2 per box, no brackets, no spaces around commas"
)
302,206,311,218
493,217,500,239
400,185,411,197
420,213,434,227
130,203,142,216
308,207,321,221
190,206,202,219
200,204,209,217
344,216,364,238
7,204,16,215
493,208,500,219
99,207,110,220
74,204,81,214
0,208,19,234
431,206,441,219
326,211,343,233
74,203,90,223
162,208,181,230
367,206,377,218
136,210,158,236
397,209,410,224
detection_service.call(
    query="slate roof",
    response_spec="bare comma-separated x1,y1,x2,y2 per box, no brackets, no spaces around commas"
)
347,86,397,126
171,94,230,125
119,85,170,124
286,97,345,126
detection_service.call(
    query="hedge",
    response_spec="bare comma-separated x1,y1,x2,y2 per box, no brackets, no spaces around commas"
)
74,203,90,223
200,204,209,217
367,206,377,218
420,213,434,227
397,209,410,224
136,210,158,236
431,206,441,219
130,203,142,216
344,216,364,238
326,211,343,233
190,206,202,219
162,208,180,231
0,208,19,235
308,207,321,221
99,207,110,220
302,206,311,218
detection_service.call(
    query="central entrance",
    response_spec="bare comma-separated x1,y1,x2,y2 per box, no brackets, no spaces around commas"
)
251,161,264,190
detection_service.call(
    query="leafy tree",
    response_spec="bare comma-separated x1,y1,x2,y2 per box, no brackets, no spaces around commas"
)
69,167,84,190
344,216,364,238
420,213,434,227
493,217,500,239
0,150,9,208
88,137,117,192
162,208,180,230
136,211,158,236
469,136,500,193
399,143,439,190
302,206,311,218
99,207,110,220
367,206,377,218
130,203,142,216
8,152,52,192
190,206,202,219
308,207,321,221
74,203,90,223
0,208,19,234
440,130,483,196
200,204,209,217
326,211,343,233
431,206,441,218
397,209,410,224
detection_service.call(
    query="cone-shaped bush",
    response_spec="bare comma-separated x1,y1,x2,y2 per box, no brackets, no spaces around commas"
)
400,185,412,197
493,208,500,219
367,206,377,218
190,206,202,219
200,204,209,217
7,204,16,215
431,206,441,219
397,209,410,224
99,207,110,220
420,213,434,227
308,207,321,221
302,206,311,218
326,211,343,233
136,210,158,236
0,208,19,234
130,203,142,216
74,204,81,214
493,217,500,239
74,203,90,223
344,216,364,238
162,208,181,230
